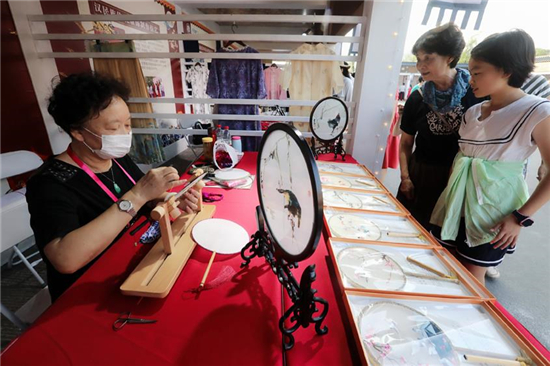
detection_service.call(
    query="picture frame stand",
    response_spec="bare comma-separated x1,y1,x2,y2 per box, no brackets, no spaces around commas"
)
311,134,346,161
241,207,329,350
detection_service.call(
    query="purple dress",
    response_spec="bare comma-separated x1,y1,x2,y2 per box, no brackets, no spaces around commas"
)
206,46,267,151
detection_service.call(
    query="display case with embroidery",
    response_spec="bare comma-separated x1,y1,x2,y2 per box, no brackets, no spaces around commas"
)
324,208,436,247
322,189,405,215
344,293,547,366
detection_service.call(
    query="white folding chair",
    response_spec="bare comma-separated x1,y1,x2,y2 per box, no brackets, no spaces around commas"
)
0,150,45,329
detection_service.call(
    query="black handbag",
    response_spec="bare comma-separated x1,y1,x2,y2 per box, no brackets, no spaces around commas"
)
192,121,211,145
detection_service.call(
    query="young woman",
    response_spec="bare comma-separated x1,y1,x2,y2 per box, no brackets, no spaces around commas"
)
430,30,550,284
398,23,483,229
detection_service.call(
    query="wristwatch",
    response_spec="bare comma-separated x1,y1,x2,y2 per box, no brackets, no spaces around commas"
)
117,199,137,218
512,210,534,227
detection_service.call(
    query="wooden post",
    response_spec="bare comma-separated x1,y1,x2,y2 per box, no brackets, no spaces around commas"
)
149,169,206,256
151,203,174,255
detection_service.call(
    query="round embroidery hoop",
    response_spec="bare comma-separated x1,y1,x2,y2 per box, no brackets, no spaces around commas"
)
337,247,406,291
310,96,349,142
358,301,460,366
320,175,353,188
328,214,382,241
257,123,323,262
323,190,363,209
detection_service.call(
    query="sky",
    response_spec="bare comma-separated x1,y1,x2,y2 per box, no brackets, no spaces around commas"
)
402,0,550,58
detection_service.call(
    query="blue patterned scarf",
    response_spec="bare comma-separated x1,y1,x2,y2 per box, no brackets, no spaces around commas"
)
421,68,470,113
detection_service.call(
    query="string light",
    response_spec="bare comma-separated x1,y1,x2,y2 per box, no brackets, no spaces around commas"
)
368,1,406,172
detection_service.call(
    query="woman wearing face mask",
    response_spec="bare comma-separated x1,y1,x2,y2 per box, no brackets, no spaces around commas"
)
397,23,484,229
430,30,550,284
26,73,200,302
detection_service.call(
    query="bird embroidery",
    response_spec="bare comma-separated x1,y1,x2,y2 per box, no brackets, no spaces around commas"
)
277,188,302,228
327,113,341,135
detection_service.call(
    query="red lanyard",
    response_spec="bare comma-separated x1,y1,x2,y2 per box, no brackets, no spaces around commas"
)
67,145,136,202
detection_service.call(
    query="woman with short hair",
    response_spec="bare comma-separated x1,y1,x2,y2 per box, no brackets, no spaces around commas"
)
397,23,484,229
26,73,200,302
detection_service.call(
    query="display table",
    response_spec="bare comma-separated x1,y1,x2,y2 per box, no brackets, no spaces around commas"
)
1,153,283,366
2,153,548,365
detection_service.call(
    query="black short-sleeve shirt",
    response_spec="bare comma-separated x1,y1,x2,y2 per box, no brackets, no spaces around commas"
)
26,155,145,302
400,86,484,166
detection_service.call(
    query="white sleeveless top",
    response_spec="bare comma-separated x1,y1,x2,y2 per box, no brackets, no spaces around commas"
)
459,95,550,162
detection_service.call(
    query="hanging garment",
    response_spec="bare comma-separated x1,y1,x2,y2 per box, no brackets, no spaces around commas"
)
185,63,211,115
282,43,344,132
206,46,267,151
338,76,354,102
264,65,286,100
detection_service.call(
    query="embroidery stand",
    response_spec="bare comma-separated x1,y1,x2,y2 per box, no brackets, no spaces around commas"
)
121,170,216,298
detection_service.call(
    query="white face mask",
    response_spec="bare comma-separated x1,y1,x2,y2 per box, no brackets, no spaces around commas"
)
83,128,132,159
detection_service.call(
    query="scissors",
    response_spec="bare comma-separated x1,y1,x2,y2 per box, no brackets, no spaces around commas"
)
112,312,157,331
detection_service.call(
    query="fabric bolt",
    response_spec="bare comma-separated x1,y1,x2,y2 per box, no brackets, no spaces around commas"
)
206,46,267,151
264,65,286,100
281,43,344,132
185,63,211,115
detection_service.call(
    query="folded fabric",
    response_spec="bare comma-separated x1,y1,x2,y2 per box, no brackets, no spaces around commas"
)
430,152,529,246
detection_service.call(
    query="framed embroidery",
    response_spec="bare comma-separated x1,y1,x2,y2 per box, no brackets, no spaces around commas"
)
257,123,323,261
310,96,349,142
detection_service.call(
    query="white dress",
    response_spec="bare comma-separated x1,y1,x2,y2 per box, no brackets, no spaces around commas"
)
338,76,354,102
185,64,211,116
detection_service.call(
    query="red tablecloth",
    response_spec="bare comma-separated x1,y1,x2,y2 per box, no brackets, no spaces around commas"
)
2,153,548,365
2,153,283,366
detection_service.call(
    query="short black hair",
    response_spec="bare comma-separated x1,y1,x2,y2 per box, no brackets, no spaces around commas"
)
341,67,351,78
47,72,130,135
412,23,465,69
471,29,535,88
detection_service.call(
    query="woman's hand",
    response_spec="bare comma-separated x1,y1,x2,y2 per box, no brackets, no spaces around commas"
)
490,214,521,250
178,188,201,214
132,167,187,204
399,177,415,200
397,104,405,116
537,162,547,182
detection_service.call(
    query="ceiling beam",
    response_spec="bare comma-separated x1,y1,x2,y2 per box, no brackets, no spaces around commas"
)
173,0,327,10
